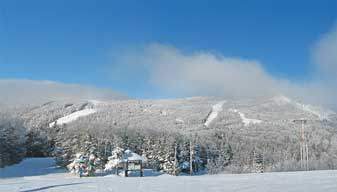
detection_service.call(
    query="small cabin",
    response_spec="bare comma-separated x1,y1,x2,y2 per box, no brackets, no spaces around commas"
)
121,150,147,177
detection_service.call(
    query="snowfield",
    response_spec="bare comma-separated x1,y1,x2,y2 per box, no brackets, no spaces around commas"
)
49,108,97,127
1,158,337,192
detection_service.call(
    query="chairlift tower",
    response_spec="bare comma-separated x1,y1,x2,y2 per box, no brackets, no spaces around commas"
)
293,103,309,171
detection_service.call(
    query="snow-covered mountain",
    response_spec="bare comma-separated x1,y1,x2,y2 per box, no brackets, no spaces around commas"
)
2,95,337,173
20,95,337,133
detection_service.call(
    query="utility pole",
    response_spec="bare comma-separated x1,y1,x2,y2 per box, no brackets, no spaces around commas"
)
174,142,178,176
252,150,256,171
189,139,193,176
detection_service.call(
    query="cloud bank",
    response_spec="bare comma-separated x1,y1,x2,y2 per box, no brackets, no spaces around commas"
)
0,79,127,106
114,24,337,109
127,44,289,99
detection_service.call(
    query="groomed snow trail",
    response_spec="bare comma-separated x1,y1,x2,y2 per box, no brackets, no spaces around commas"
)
204,100,227,127
229,109,262,126
1,158,337,192
49,108,96,127
237,111,262,126
272,95,336,121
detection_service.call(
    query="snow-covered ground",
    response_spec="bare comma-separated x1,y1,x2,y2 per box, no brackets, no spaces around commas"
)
1,158,337,192
49,108,96,127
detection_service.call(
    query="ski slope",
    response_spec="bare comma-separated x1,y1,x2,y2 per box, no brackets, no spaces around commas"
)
204,100,227,127
1,158,337,192
237,111,262,126
229,109,262,126
272,95,336,121
49,108,96,127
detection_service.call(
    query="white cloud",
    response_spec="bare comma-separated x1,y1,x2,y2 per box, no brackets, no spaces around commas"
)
139,44,288,99
115,44,294,98
314,24,337,77
115,38,337,109
0,79,126,106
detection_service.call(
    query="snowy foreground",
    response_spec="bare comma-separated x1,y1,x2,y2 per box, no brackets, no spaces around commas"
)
1,158,336,192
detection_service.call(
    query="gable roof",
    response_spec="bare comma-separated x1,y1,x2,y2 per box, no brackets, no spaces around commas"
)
122,150,147,162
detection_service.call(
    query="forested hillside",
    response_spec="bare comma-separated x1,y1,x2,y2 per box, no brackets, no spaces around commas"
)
1,96,337,174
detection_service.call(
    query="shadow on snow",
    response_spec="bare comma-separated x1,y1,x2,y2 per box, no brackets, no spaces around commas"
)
19,182,87,192
0,158,66,178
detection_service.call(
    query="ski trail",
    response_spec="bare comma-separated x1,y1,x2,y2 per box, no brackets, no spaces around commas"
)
204,100,227,127
229,109,262,126
49,108,96,127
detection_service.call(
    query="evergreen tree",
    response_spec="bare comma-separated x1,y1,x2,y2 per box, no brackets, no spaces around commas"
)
104,146,124,174
0,114,26,168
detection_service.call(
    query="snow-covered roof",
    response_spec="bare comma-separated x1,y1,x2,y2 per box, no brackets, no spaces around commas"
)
122,150,147,162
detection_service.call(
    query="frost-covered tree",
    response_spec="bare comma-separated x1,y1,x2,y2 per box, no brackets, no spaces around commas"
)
104,146,124,174
0,112,26,167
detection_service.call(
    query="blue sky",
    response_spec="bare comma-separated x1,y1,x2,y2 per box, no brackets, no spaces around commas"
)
0,0,336,99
